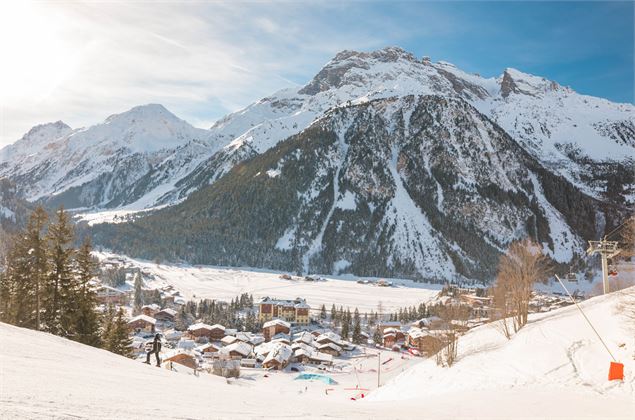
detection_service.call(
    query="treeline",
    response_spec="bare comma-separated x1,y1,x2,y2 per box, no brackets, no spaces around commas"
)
0,206,131,356
174,293,260,333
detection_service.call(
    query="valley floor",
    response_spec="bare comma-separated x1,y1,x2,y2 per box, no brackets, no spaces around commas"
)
96,252,443,312
2,289,634,419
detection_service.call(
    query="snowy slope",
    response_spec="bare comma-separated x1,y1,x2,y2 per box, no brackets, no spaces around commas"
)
1,291,634,419
369,288,635,407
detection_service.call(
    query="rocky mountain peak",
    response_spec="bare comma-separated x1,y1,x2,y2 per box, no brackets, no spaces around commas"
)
500,68,562,98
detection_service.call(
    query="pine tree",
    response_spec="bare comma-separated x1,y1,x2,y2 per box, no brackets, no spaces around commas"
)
330,304,337,324
73,238,101,347
45,207,76,337
373,326,382,345
352,308,362,344
24,206,49,330
101,304,116,345
105,308,132,357
320,304,327,320
133,273,144,312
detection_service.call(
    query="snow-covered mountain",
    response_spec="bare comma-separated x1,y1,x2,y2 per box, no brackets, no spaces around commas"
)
93,94,614,281
0,104,217,209
2,47,633,279
3,47,631,212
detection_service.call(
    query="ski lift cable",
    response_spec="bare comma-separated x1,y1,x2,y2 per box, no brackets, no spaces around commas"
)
554,274,616,362
604,219,631,241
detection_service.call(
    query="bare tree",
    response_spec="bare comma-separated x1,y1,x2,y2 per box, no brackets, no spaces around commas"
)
492,239,551,335
435,303,470,367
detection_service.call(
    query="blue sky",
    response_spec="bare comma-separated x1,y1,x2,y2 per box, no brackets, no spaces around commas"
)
0,1,632,146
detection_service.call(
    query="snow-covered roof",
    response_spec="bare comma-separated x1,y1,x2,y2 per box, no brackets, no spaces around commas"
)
292,342,314,353
293,331,314,345
407,327,433,340
187,323,214,331
309,351,333,363
162,329,182,340
316,332,341,343
95,285,126,294
254,341,277,358
142,303,160,311
156,308,177,317
271,333,290,343
318,342,342,353
195,343,220,353
263,342,292,365
210,324,226,331
263,319,291,329
384,327,401,334
259,296,310,309
128,314,156,325
221,341,253,357
221,335,238,345
176,339,196,350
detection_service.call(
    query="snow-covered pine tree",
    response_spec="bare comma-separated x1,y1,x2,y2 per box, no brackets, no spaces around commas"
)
320,304,327,319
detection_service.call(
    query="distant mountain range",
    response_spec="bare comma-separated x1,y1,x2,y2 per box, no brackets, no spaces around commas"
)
2,47,633,281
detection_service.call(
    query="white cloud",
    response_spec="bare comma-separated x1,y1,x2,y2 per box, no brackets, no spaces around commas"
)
0,1,447,147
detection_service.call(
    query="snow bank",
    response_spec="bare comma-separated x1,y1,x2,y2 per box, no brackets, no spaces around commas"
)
368,288,635,412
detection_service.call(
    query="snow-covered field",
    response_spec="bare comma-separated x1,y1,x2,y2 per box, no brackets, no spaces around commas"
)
96,252,443,311
1,289,634,419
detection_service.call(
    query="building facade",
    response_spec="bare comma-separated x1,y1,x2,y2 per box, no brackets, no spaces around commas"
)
258,297,311,325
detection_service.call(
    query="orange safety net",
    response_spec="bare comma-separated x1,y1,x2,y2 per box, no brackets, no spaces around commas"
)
608,362,624,381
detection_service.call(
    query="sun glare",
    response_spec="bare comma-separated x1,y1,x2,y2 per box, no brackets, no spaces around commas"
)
0,1,78,103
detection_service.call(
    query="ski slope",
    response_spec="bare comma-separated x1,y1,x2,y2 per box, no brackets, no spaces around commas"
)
370,288,635,409
1,289,634,419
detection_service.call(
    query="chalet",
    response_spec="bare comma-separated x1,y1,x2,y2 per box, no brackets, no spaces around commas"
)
221,335,238,346
163,352,197,370
383,332,397,348
262,343,293,370
294,349,333,366
187,323,226,341
293,331,314,346
195,343,220,357
154,308,177,323
378,321,401,333
317,342,342,356
141,304,161,317
254,342,276,361
413,316,443,330
383,327,405,341
262,319,291,342
221,342,253,359
127,315,156,334
95,285,128,305
258,297,311,325
315,332,342,346
406,328,444,356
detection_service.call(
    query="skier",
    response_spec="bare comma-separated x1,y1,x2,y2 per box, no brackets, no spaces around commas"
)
145,333,162,367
